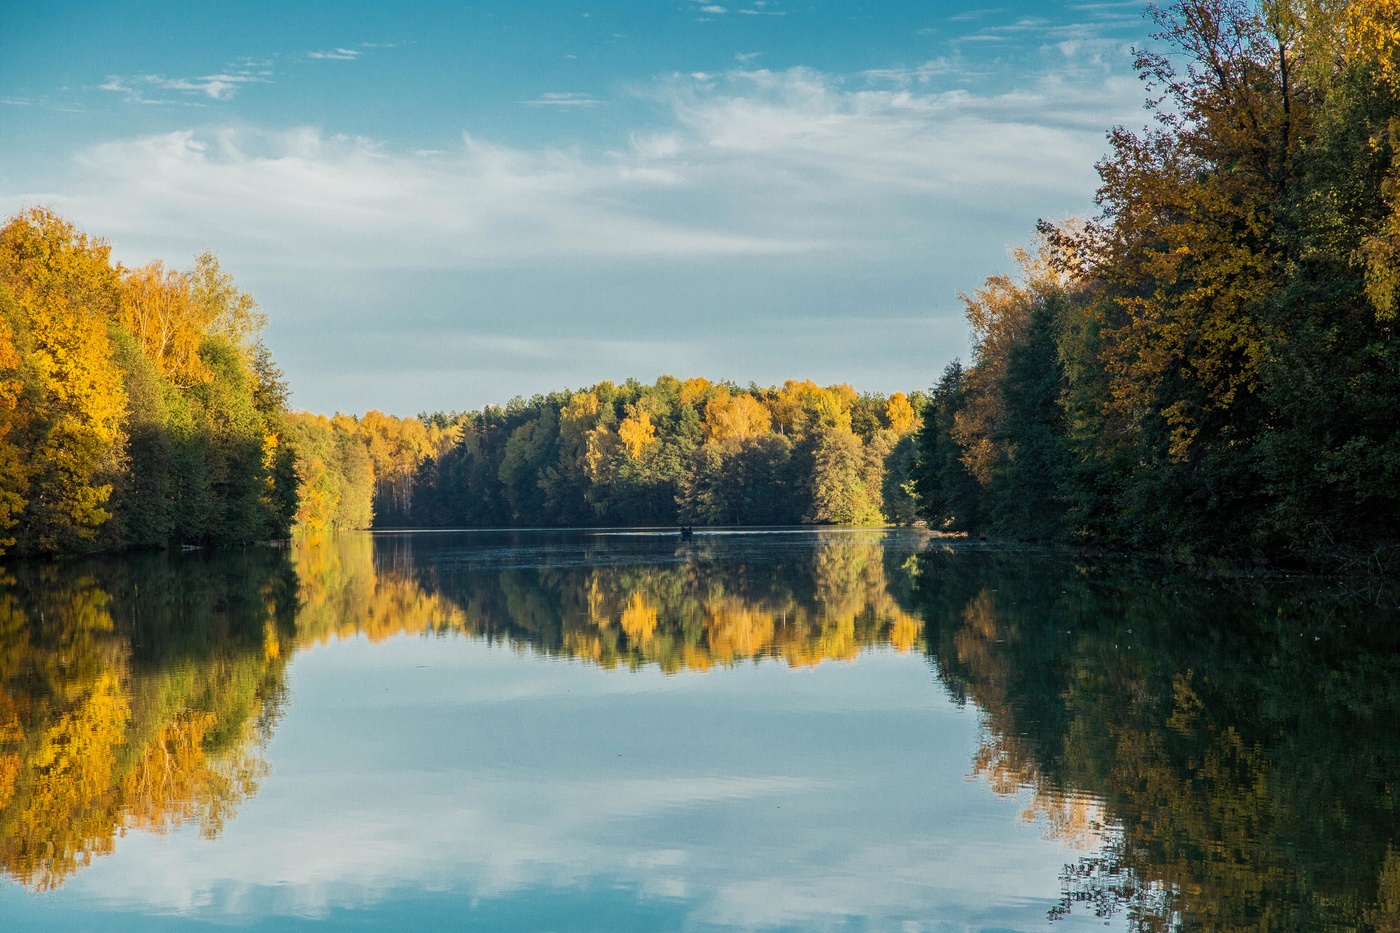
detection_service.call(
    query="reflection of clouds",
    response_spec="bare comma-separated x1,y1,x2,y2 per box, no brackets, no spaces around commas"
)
60,640,1113,931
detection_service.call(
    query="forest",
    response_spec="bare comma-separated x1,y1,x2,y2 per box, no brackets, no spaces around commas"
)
0,206,923,557
912,0,1400,566
4,0,1400,570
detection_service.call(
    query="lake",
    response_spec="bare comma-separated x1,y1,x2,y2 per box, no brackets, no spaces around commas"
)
0,529,1396,932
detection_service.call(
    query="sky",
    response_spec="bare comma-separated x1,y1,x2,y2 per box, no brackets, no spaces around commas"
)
0,1,1158,416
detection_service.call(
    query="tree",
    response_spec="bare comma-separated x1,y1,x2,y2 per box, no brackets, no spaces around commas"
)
0,208,127,554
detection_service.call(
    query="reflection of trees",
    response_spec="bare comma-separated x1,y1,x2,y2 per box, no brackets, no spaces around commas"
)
913,546,1400,932
304,532,927,671
0,530,927,889
0,551,295,890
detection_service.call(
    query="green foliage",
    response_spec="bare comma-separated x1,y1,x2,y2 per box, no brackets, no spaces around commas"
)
912,362,982,531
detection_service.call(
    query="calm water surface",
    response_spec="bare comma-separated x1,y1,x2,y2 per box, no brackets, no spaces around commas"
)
0,529,1396,931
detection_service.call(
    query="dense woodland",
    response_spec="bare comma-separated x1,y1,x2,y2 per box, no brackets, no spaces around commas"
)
0,208,296,557
913,0,1400,565
4,0,1400,570
237,376,924,532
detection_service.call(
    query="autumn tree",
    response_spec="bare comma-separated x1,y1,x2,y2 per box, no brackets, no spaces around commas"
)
0,208,127,554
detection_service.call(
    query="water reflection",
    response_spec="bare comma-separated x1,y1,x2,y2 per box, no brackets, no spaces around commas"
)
909,545,1400,932
0,552,294,891
0,531,925,895
292,531,926,670
0,532,1396,933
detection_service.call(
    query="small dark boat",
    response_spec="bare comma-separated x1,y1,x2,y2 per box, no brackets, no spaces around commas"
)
680,524,693,538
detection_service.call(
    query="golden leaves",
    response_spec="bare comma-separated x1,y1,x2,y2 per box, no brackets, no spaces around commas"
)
703,392,772,444
618,409,657,459
118,261,211,388
884,392,918,436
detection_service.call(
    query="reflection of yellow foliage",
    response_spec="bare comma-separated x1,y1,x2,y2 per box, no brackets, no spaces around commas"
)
4,670,129,890
887,613,920,653
705,599,776,662
291,533,470,646
1370,848,1400,933
287,530,924,674
0,695,21,812
123,710,218,833
0,559,286,891
972,728,1104,850
619,593,659,645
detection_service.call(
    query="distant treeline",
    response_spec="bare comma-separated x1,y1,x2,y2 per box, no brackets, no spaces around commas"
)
0,203,922,555
0,203,925,552
911,0,1400,565
293,379,923,531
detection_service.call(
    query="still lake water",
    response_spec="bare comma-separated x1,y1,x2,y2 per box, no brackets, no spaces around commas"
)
0,528,1396,932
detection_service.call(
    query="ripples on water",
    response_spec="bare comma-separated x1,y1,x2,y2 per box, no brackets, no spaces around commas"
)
0,529,1395,931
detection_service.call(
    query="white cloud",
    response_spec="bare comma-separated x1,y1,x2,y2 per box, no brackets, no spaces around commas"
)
99,68,269,103
308,48,362,60
43,63,1141,274
4,58,1149,411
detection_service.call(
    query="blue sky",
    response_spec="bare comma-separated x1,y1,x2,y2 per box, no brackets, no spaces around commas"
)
1,1,1156,415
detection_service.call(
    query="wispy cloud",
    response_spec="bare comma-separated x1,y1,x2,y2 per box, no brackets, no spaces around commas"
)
521,92,602,108
949,8,1003,22
308,48,362,61
99,63,272,104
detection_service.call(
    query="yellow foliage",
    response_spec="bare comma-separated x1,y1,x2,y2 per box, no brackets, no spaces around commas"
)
0,208,127,551
585,425,622,483
1347,0,1400,87
703,393,772,444
678,376,715,408
0,308,28,549
618,409,657,459
562,390,601,432
884,392,918,435
118,261,211,387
